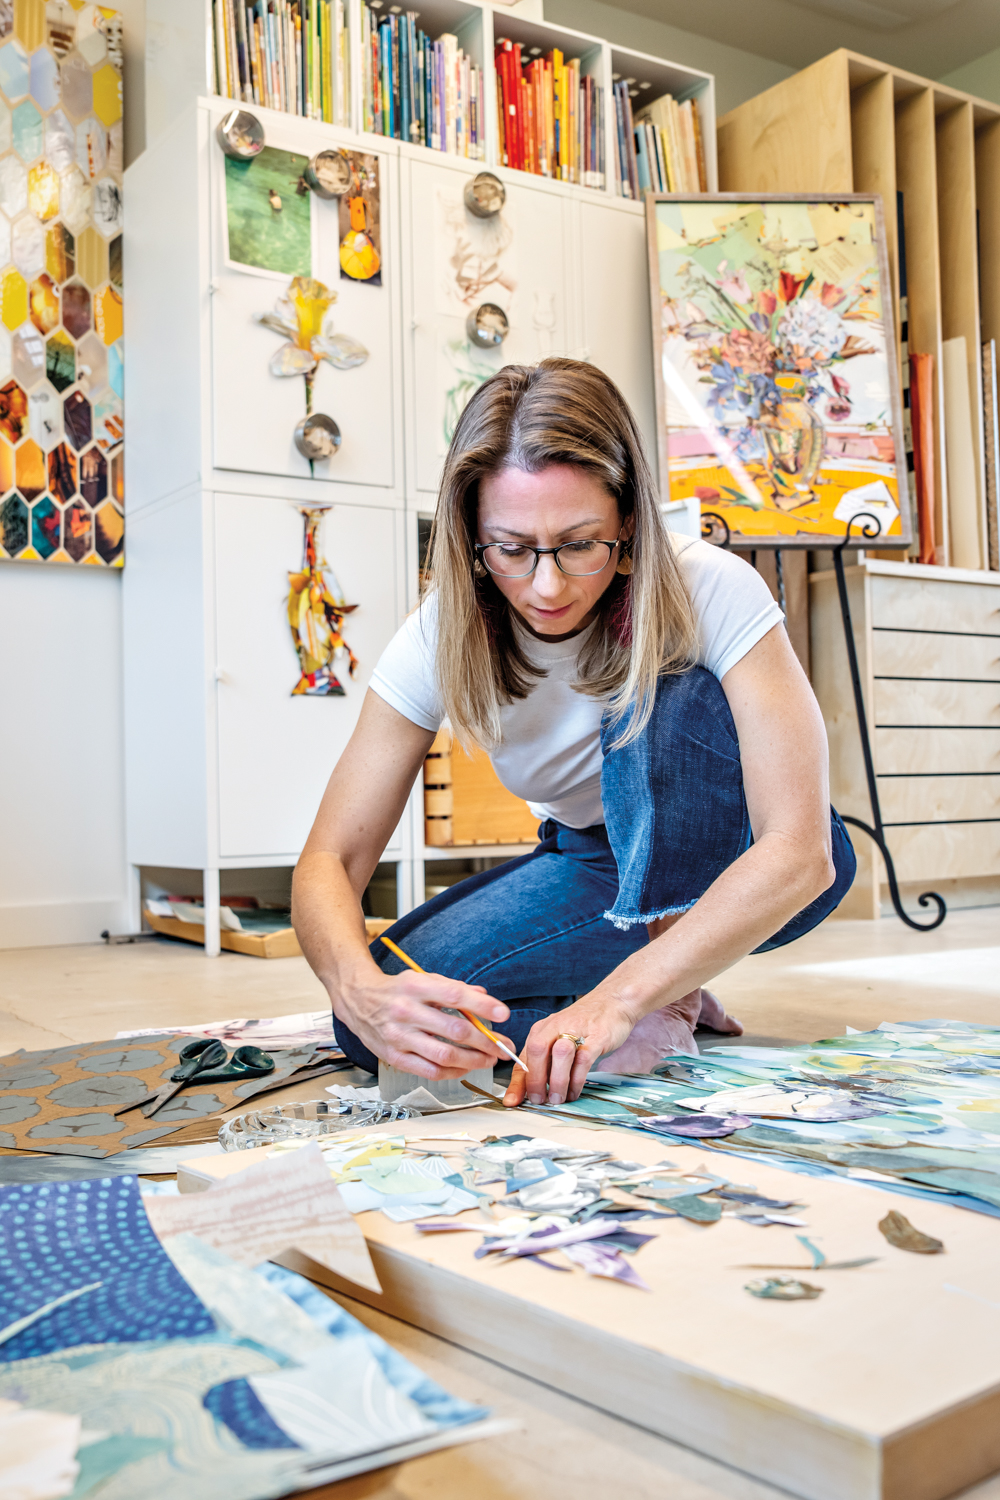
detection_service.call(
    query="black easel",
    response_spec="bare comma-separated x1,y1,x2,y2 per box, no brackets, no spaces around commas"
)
701,509,947,932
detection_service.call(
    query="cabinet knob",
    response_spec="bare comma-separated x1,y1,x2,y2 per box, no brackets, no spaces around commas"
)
215,668,230,684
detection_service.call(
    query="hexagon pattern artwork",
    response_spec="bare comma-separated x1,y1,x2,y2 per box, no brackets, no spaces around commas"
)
0,6,122,567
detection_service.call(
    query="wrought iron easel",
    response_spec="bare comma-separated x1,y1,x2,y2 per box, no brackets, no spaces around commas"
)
701,509,946,932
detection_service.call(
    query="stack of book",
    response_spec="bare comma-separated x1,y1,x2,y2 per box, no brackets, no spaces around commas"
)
362,7,485,158
613,83,707,198
213,0,350,125
494,39,605,189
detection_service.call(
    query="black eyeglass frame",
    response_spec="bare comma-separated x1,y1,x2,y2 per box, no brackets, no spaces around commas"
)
474,528,625,579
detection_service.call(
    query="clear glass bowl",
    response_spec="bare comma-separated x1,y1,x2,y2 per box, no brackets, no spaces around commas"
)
219,1097,416,1151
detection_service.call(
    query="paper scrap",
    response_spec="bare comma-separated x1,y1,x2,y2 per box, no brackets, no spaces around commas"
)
143,1142,381,1293
745,1276,823,1301
878,1209,944,1254
0,1397,81,1500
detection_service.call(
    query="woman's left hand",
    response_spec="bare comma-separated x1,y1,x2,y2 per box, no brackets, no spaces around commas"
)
501,992,638,1108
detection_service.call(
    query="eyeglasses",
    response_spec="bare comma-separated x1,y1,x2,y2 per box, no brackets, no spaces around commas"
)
475,530,623,579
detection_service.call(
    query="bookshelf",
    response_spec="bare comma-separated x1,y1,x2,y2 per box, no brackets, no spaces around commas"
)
147,0,717,198
718,49,1000,574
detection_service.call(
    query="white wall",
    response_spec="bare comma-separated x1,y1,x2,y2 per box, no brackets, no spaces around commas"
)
541,0,793,116
939,47,1000,106
0,567,131,947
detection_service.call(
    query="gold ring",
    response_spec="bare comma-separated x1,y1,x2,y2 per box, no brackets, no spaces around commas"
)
555,1032,586,1048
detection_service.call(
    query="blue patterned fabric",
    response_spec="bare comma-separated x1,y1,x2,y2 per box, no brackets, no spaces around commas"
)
203,1377,301,1449
0,1175,214,1361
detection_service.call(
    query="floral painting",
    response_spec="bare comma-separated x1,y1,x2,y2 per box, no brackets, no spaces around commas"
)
650,197,910,547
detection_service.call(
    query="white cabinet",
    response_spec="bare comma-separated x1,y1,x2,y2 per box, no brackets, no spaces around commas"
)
214,495,404,859
404,152,576,497
207,117,401,490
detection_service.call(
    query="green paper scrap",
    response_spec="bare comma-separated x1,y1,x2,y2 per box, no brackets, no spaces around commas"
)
745,1277,823,1301
665,1194,722,1223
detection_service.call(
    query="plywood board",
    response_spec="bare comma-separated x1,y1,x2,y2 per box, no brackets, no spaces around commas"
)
181,1108,1000,1500
717,52,853,194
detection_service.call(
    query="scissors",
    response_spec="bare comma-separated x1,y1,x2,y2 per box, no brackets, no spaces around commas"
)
115,1039,275,1118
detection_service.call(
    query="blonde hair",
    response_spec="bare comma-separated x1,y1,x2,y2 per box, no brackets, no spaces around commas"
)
428,358,696,751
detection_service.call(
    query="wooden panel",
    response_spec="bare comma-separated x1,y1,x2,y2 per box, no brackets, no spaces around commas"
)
873,678,1000,726
871,573,1000,633
886,819,1000,880
180,1107,1000,1500
937,101,987,564
717,52,852,192
895,88,948,562
977,118,1000,349
875,727,1000,775
877,773,1000,823
851,72,898,317
872,628,1000,679
423,730,540,848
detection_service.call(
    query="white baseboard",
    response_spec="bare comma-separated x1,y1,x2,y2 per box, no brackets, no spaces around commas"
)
0,899,132,951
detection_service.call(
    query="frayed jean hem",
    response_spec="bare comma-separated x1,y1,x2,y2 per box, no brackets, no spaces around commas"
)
602,899,698,931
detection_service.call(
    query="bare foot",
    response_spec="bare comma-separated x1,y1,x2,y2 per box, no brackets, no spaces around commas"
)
599,989,742,1074
696,988,743,1036
599,988,701,1072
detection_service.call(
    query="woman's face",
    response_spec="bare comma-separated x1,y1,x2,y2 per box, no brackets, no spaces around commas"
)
477,464,627,640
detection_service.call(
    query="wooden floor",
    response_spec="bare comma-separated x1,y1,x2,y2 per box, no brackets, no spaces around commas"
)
1,908,999,1500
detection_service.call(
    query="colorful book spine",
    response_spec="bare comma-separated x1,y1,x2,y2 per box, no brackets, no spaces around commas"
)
360,8,483,159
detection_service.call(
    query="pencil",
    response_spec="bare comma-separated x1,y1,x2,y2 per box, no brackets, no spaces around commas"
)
378,934,529,1072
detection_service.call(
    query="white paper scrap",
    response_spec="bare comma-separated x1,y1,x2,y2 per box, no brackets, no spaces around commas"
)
0,1397,81,1500
143,1142,380,1292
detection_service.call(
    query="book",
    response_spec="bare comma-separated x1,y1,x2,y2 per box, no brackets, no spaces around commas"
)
631,90,709,196
493,41,604,188
212,0,350,125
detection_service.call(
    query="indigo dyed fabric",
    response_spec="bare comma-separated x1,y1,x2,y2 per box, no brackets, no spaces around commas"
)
0,1175,214,1361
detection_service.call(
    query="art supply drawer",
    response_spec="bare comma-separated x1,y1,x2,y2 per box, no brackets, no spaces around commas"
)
872,630,1000,682
877,775,1000,824
873,679,1000,727
874,727,1000,776
885,821,1000,882
871,575,1000,635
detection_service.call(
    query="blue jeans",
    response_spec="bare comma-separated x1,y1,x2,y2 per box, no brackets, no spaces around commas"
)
334,666,856,1072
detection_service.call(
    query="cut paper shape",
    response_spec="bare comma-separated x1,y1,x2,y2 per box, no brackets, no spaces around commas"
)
0,1396,81,1500
878,1210,944,1255
0,1175,214,1362
287,506,358,696
143,1142,381,1293
745,1276,823,1301
638,1113,752,1137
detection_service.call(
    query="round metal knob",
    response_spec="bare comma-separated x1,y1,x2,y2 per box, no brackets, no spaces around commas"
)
215,109,265,160
466,303,509,349
464,172,505,218
294,412,342,460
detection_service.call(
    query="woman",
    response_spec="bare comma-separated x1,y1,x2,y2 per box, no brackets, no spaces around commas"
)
293,359,855,1109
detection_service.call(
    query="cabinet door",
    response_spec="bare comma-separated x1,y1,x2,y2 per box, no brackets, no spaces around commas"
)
405,155,575,497
214,494,404,859
208,110,401,490
576,196,658,479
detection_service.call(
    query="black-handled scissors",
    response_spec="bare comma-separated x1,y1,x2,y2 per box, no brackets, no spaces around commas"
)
115,1039,275,1118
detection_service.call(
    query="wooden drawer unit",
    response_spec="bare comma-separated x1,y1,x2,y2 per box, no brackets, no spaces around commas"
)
811,560,1000,919
878,775,1000,825
872,630,1000,681
873,679,1000,727
871,574,1000,635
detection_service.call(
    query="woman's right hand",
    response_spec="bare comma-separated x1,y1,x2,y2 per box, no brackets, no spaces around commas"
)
332,968,513,1080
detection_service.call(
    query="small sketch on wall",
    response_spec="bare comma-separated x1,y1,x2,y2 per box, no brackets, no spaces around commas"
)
434,186,517,315
532,290,556,356
442,338,498,447
287,507,359,696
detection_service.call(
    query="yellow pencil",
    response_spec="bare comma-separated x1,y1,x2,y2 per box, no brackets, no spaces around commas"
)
378,935,528,1072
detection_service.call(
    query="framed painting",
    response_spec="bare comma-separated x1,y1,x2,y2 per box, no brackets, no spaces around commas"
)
646,194,911,549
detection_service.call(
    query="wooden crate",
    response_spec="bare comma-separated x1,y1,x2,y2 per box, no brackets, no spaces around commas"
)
718,48,1000,572
143,909,393,957
423,729,540,848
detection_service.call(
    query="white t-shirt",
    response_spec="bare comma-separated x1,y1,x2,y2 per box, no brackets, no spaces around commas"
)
369,535,783,828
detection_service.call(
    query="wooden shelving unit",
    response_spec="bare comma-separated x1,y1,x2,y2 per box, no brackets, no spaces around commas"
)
718,48,1000,574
